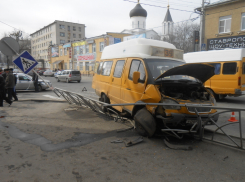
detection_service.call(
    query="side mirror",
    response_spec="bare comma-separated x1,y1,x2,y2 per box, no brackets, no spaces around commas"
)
132,71,140,84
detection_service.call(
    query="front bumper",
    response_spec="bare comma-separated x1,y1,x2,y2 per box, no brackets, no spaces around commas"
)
157,113,219,125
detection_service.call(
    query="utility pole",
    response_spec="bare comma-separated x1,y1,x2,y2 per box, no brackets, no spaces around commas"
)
199,0,205,51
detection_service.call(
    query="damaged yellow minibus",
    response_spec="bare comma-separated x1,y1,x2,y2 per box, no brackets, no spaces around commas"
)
92,38,217,137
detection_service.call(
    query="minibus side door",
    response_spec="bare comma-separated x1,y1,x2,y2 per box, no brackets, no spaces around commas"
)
121,58,147,112
108,60,125,112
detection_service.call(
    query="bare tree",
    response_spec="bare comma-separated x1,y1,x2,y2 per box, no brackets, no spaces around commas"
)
164,21,200,53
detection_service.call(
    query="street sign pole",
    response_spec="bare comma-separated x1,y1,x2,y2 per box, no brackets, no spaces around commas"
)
0,37,52,90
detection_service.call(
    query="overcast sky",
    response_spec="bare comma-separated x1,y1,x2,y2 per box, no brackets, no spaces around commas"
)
0,0,220,39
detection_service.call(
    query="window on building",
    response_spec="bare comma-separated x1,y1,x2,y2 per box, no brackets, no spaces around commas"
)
50,33,53,38
60,48,63,56
79,62,83,70
64,48,67,55
64,63,68,70
92,43,96,53
219,15,232,33
241,13,245,31
113,60,125,78
223,62,237,74
73,26,76,31
68,26,70,31
79,34,81,38
85,45,89,53
100,42,104,52
79,27,81,32
73,34,76,38
129,59,146,83
101,61,113,76
85,62,89,71
60,40,65,44
60,32,65,37
60,25,65,29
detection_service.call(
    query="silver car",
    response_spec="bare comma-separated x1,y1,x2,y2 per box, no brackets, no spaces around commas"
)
43,70,54,77
57,70,81,83
15,73,52,91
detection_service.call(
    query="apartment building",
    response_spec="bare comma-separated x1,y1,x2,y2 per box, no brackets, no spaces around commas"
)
197,0,245,50
30,20,85,69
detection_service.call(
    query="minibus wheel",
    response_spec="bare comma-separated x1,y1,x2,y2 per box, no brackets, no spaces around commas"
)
134,108,156,137
207,88,219,100
101,94,110,112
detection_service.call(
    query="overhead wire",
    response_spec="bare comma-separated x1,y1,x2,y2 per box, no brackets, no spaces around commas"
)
0,20,30,37
144,0,199,8
124,0,195,13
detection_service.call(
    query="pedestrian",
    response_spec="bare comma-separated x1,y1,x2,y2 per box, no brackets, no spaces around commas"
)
32,70,39,92
5,68,15,102
0,69,12,106
12,70,18,101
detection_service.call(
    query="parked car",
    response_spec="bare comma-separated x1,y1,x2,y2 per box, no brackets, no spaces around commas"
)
37,70,45,75
57,70,81,83
15,73,52,91
54,71,62,78
43,70,54,77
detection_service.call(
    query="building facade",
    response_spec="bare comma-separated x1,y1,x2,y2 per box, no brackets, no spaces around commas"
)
30,20,85,69
200,0,245,50
50,32,131,74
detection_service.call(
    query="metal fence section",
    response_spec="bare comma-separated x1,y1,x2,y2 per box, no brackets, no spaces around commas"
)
53,87,245,150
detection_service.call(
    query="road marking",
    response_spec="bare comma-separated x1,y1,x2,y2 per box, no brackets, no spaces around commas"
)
42,95,65,100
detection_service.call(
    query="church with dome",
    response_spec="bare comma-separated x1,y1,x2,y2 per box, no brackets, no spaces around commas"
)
121,0,174,41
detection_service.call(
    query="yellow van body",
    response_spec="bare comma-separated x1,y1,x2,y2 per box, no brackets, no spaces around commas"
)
92,39,217,137
184,49,245,99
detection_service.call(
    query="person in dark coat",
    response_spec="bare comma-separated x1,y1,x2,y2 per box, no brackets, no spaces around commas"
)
0,69,12,106
32,70,39,92
5,68,16,101
9,68,18,101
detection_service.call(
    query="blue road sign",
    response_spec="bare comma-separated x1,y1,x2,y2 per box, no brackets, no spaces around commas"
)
13,51,38,74
201,43,206,51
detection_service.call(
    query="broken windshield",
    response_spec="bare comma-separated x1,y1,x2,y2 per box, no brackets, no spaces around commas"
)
144,59,185,80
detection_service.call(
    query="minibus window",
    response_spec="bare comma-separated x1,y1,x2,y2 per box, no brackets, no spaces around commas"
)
223,62,237,75
129,60,146,83
113,60,125,78
243,63,245,74
97,62,103,74
209,63,221,75
101,61,113,76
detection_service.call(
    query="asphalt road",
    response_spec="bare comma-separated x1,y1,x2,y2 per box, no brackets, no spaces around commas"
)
1,75,245,181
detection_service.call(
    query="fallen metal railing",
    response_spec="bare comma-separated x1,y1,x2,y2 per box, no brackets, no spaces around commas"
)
53,87,245,150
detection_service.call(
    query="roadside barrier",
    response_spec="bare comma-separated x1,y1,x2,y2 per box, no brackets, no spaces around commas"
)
53,87,245,150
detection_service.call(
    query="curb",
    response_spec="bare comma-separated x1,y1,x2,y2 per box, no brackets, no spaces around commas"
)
15,99,67,103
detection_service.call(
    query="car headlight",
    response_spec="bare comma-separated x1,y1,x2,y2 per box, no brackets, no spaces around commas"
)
162,98,181,110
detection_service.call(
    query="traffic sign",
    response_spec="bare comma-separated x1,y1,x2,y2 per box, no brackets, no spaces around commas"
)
0,37,19,56
13,51,38,74
201,43,206,51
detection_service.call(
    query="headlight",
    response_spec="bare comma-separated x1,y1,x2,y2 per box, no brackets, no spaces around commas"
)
210,96,217,106
162,98,181,110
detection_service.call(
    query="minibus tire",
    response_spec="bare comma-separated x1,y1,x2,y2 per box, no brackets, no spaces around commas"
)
101,94,110,112
134,108,156,137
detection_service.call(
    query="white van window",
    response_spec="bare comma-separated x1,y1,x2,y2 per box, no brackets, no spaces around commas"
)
101,61,113,76
97,62,103,74
129,60,146,83
209,63,221,75
113,60,125,78
223,62,237,75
